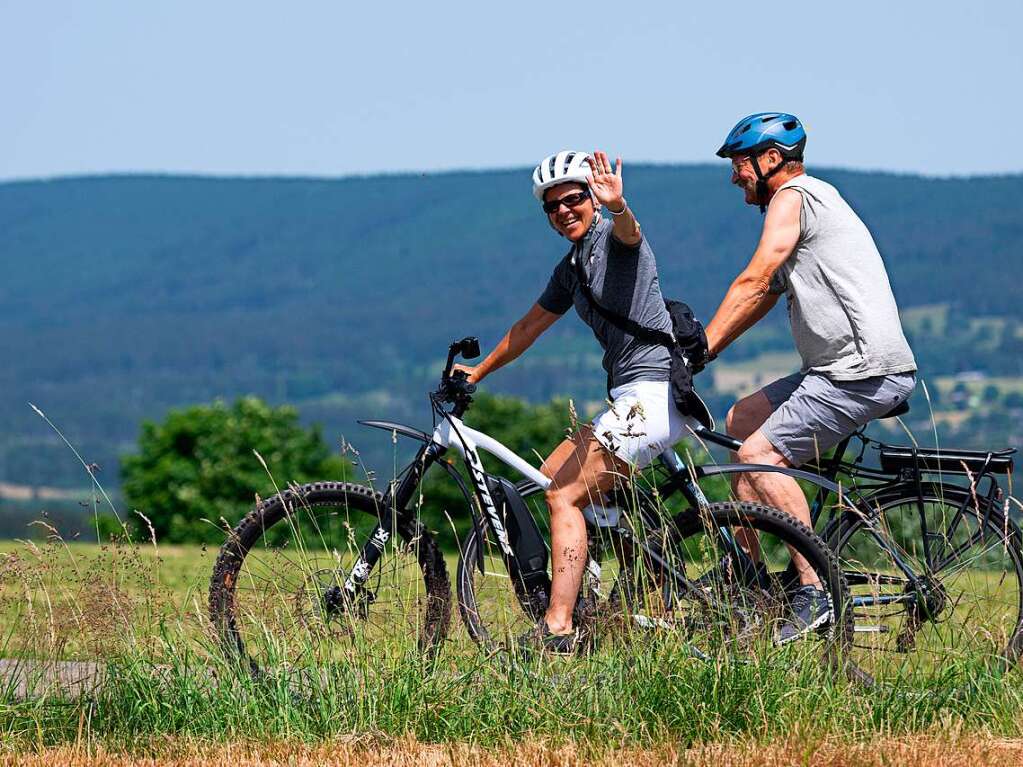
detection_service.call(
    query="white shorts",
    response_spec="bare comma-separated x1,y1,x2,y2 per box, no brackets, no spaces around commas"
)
590,379,690,468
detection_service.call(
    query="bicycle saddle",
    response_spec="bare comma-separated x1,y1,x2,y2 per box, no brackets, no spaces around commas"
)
879,400,910,419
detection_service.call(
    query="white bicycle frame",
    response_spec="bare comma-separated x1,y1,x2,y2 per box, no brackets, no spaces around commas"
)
432,415,550,557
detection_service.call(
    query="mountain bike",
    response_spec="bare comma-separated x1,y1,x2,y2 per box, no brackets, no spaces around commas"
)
210,336,855,673
689,402,1022,673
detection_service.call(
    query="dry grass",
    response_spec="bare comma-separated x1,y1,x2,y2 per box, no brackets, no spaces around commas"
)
0,540,214,660
3,736,1023,767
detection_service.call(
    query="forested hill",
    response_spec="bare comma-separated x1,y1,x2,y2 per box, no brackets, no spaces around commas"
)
1,167,1021,488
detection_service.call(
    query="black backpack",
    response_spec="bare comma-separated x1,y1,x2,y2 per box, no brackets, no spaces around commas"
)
573,255,714,429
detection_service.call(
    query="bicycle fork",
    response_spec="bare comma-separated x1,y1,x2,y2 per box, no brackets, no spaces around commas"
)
338,441,446,599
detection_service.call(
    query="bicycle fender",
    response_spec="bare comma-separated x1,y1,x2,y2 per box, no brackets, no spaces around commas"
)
358,419,432,443
696,462,843,493
697,462,876,516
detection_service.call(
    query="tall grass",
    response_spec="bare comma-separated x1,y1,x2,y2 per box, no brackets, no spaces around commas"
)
2,406,1022,755
2,628,1022,751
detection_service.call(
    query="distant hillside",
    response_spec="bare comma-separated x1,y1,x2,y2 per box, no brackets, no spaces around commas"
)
1,167,1021,489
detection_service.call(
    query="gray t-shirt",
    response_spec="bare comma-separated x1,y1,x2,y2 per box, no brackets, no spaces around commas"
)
537,217,672,389
768,174,917,381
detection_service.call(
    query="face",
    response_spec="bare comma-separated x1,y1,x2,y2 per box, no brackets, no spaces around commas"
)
543,182,595,241
729,150,782,205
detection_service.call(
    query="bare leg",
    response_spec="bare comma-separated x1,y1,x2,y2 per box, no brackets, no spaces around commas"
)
736,430,821,587
540,425,628,635
725,392,775,560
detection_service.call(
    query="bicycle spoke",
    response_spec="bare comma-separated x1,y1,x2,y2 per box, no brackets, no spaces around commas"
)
834,487,1023,673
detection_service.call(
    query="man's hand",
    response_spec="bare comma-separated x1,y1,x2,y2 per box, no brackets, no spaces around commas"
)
585,151,625,211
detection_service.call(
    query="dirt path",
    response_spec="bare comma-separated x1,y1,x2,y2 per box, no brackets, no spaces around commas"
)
0,659,104,699
3,737,1023,766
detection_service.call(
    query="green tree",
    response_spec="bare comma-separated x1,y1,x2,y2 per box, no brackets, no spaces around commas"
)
1004,392,1023,410
121,397,350,543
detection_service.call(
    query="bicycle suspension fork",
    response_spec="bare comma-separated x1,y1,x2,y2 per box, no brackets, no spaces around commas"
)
340,441,446,596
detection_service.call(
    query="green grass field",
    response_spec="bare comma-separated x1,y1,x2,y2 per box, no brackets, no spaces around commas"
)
3,533,1023,759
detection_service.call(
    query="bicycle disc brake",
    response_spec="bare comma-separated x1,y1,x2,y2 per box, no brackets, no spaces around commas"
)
317,570,376,621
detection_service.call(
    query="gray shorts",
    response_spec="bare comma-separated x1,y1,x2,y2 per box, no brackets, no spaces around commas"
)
760,371,916,466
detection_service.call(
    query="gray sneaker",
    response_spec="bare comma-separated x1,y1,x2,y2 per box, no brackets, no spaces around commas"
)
775,585,832,644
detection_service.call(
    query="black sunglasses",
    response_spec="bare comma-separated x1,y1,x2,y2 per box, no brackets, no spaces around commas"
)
542,191,591,215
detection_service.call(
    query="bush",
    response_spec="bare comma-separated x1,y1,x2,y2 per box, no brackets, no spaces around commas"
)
121,397,350,543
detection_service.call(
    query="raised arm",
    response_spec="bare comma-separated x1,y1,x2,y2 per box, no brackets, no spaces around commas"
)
586,151,641,246
455,303,561,384
704,189,801,356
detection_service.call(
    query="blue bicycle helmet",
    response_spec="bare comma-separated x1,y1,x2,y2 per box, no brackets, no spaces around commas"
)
717,112,807,212
716,112,806,160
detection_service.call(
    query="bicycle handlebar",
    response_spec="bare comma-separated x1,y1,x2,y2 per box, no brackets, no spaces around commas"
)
691,425,743,452
434,339,479,417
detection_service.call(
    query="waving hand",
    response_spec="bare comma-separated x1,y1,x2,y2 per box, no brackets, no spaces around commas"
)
586,151,625,210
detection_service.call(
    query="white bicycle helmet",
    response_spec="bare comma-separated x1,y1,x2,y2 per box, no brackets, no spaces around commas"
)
532,150,592,200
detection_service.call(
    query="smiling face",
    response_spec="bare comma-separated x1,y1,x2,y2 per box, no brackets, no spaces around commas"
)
543,182,596,241
730,154,763,205
730,149,788,205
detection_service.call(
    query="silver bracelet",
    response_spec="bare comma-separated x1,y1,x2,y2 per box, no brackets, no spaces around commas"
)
609,199,628,216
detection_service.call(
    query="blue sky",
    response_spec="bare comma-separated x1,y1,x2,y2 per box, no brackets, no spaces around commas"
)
2,0,1020,180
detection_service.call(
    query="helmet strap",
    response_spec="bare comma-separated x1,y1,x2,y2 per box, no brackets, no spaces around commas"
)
750,151,797,213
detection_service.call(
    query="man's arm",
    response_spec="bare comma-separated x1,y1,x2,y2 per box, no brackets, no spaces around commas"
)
456,303,561,384
704,190,802,356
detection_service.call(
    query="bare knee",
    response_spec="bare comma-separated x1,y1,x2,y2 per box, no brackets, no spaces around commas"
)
736,442,766,465
545,486,577,516
727,393,772,440
725,404,744,436
737,432,788,467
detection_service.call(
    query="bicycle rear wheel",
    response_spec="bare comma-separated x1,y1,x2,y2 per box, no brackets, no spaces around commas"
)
829,484,1023,673
613,501,854,671
210,481,451,673
456,481,624,650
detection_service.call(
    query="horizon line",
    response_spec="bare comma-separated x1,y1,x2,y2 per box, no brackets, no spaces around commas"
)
2,161,1022,187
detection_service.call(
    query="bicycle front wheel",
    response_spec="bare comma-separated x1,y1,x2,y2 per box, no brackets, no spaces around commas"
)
829,484,1023,672
210,481,451,673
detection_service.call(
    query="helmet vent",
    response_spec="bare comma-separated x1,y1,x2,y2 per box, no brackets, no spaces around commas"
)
739,124,751,134
783,121,797,130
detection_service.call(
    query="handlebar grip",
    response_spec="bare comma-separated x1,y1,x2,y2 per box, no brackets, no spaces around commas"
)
451,369,476,391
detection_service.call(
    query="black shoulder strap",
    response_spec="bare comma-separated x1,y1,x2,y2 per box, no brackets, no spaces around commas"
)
572,254,675,348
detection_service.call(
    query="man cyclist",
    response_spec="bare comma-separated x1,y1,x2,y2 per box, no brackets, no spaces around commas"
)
455,149,687,654
704,113,917,641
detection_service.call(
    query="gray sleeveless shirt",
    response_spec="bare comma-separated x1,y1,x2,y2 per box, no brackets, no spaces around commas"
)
768,174,916,380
